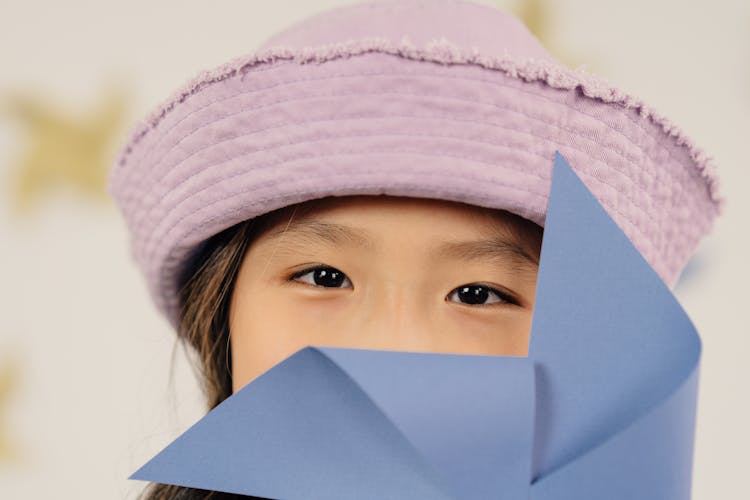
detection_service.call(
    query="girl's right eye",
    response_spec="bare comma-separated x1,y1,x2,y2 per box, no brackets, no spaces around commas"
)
289,266,353,288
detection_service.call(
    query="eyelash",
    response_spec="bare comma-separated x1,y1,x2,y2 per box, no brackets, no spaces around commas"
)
287,265,519,307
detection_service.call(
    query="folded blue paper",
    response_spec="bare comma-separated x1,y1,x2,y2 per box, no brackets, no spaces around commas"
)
130,152,701,499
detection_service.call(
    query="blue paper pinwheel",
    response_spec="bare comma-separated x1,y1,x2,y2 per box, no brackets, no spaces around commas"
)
130,152,701,500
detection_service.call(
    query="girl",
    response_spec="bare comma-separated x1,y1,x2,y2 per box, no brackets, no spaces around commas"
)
109,0,721,498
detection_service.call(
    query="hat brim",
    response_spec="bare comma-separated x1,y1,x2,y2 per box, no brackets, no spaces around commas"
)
109,43,720,329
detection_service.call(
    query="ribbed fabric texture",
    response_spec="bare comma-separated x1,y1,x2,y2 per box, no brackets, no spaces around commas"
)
108,0,722,329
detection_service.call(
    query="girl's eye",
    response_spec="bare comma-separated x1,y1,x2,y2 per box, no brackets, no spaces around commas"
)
446,284,517,307
290,266,353,288
289,266,517,307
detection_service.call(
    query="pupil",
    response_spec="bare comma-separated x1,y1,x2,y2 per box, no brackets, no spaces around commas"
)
314,268,345,287
458,285,488,304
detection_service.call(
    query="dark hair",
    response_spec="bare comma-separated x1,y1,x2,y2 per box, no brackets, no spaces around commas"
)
139,216,267,500
137,199,542,499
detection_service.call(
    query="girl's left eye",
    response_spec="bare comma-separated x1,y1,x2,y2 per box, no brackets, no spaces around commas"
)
289,266,516,306
446,284,517,307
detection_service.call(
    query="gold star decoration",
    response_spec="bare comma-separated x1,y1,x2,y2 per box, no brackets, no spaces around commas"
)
2,84,129,214
504,0,593,70
0,356,20,462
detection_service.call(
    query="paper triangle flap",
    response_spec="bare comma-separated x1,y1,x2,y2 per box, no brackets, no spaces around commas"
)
529,152,701,478
316,347,536,500
131,347,454,499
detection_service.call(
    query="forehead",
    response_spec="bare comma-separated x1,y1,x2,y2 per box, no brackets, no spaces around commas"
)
250,195,543,260
256,195,525,234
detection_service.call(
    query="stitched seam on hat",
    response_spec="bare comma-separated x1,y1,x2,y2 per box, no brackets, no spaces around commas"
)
131,98,707,272
131,114,702,274
127,130,552,234
113,62,704,248
130,88,645,193
109,39,721,206
121,107,665,249
109,69,619,197
137,117,712,294
138,148,655,268
121,70,644,175
117,70,667,197
117,90,668,231
128,129,658,253
113,70,707,239
121,106,642,217
139,149,551,264
118,97,559,205
110,42,716,312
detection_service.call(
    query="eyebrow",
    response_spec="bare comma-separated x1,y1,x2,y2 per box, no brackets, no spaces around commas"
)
264,217,539,269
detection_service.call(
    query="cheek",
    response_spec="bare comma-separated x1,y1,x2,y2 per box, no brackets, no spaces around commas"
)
229,285,352,391
229,272,535,389
229,288,301,391
437,307,532,357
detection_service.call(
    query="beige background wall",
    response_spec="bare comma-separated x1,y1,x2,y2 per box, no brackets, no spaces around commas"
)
1,0,747,498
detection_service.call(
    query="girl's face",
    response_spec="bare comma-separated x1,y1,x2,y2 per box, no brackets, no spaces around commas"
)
229,195,542,391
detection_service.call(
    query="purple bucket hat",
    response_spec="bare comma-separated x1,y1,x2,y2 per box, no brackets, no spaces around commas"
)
108,0,722,331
